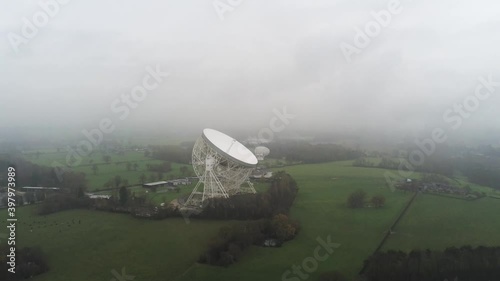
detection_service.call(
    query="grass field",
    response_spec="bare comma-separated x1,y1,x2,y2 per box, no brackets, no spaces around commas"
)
175,161,500,280
9,158,500,281
383,195,500,251
0,206,237,281
176,161,414,280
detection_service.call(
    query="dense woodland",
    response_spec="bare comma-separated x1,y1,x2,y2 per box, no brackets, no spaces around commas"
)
363,246,500,281
199,171,298,220
199,214,299,266
460,167,500,189
197,172,300,266
145,161,172,173
455,155,500,189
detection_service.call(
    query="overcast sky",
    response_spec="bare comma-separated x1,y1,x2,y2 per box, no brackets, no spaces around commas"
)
1,0,500,142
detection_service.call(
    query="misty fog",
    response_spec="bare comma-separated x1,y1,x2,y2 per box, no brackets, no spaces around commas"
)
1,0,500,145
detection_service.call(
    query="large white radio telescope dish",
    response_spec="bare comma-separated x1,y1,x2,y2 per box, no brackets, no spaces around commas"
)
184,129,258,208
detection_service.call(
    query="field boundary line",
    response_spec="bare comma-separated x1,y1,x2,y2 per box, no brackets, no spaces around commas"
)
171,263,197,281
359,191,419,274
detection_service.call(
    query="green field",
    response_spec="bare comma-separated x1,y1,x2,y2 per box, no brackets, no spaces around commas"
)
176,161,414,280
24,151,194,191
8,158,500,281
175,161,500,280
383,195,500,251
0,206,236,281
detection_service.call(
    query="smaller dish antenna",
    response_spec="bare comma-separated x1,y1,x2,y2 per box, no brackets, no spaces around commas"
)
254,146,270,161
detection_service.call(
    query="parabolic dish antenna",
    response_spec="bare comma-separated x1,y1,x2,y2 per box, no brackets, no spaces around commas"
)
202,129,258,166
254,146,270,161
184,129,258,208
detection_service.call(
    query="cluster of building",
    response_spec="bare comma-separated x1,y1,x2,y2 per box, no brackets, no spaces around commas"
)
421,182,469,196
397,179,472,197
0,177,196,207
85,177,197,200
142,177,194,190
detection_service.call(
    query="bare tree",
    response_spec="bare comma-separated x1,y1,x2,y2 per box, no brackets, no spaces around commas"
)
92,164,98,175
139,173,147,184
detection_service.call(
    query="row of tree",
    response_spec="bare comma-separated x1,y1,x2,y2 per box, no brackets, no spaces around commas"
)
103,175,131,189
37,193,90,215
146,162,172,173
363,246,500,281
347,190,386,209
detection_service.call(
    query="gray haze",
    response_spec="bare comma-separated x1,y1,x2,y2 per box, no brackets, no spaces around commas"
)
1,0,500,144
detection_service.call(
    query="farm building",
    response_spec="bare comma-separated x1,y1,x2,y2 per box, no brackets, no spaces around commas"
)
21,186,60,204
167,178,191,186
143,179,190,192
143,181,168,189
0,189,44,206
86,194,112,200
22,186,60,191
